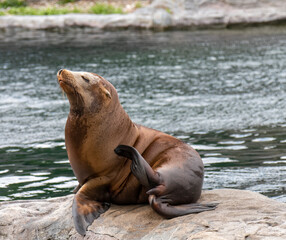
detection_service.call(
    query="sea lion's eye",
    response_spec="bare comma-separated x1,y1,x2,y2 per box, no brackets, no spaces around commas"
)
82,76,90,83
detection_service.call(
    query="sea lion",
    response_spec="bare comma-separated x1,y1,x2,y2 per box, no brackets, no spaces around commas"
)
57,69,217,236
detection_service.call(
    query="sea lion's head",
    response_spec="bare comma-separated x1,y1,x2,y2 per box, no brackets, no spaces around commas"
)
57,69,116,115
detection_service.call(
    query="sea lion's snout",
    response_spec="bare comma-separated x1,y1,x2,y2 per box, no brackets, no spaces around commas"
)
58,69,64,76
57,69,65,83
57,69,75,92
57,69,74,84
57,69,69,80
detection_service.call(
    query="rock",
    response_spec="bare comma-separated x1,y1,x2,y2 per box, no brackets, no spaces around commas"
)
1,0,286,29
0,189,285,239
152,9,172,28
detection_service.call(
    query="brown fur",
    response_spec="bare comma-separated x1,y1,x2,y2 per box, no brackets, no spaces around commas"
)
58,69,216,236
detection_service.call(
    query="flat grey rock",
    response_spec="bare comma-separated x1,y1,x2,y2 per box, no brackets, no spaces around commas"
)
0,189,285,239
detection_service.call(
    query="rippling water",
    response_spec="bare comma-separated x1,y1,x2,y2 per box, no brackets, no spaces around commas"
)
0,27,286,202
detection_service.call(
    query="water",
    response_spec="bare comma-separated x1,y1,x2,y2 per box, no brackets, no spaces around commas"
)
0,27,286,202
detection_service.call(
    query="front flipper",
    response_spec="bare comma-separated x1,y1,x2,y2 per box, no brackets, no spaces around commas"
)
72,177,111,236
114,145,161,188
73,184,81,194
73,193,110,235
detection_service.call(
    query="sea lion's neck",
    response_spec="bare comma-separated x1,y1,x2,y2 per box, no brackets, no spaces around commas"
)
92,104,139,150
67,102,138,143
65,102,139,183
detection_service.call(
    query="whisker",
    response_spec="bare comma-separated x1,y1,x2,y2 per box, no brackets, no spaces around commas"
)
61,89,66,98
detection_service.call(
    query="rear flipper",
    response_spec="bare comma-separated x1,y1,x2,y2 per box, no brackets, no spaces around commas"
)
114,145,161,188
149,195,218,219
114,145,218,219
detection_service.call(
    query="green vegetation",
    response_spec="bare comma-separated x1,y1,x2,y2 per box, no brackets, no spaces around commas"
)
0,1,125,15
135,2,142,9
89,3,123,15
166,8,172,14
6,6,81,15
0,0,26,8
58,0,76,5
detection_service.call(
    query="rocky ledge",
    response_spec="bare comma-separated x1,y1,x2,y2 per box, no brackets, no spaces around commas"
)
1,0,286,30
0,189,285,239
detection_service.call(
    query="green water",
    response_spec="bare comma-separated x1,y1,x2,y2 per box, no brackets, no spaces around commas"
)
0,27,285,202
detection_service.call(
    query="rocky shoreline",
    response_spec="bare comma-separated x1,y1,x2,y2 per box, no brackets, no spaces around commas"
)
0,189,285,239
1,0,286,30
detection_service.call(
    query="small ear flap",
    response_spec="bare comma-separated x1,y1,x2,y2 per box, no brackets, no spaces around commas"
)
99,84,111,99
103,88,111,99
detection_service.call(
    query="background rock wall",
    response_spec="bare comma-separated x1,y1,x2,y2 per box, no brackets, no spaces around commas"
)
1,0,286,29
185,0,286,9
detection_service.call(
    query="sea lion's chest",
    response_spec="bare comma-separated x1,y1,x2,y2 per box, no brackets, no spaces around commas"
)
65,115,127,184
